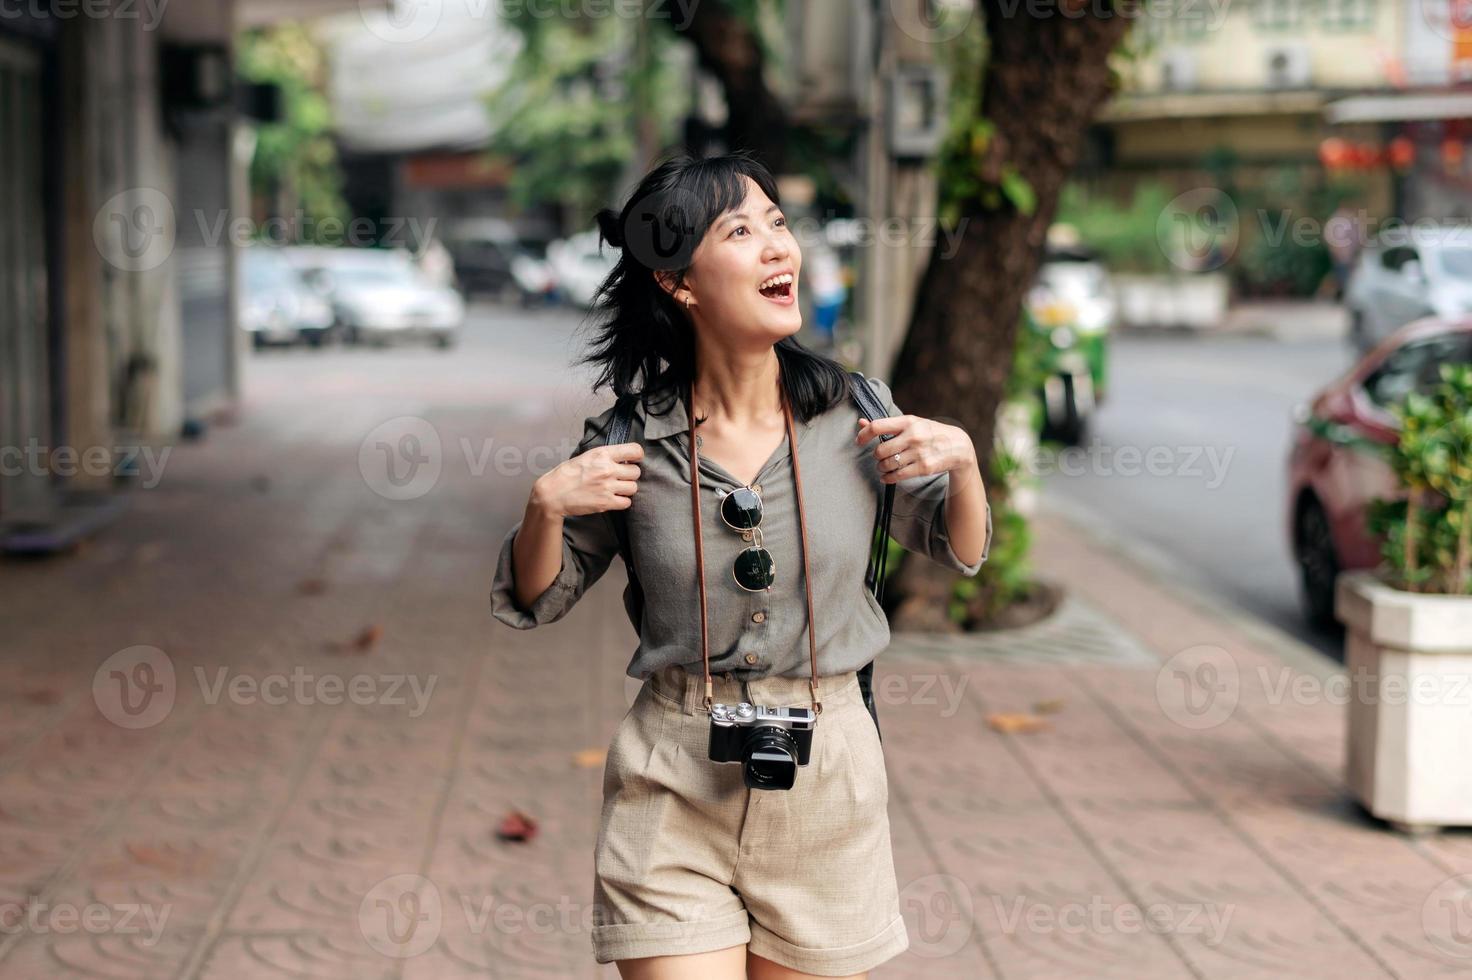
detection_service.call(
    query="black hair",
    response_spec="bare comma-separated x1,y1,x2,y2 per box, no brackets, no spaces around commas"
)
577,151,851,426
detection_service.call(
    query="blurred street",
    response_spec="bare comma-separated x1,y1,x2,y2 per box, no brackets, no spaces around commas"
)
1044,322,1358,657
3,301,1471,978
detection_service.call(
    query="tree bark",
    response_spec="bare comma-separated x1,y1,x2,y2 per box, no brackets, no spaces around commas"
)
673,2,790,172
887,0,1132,628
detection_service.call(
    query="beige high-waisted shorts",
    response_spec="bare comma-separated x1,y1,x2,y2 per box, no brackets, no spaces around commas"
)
591,663,908,976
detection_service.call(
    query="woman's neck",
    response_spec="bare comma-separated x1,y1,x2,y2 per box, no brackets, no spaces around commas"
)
690,347,783,427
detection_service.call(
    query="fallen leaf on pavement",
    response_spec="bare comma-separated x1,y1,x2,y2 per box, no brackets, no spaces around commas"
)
573,748,606,769
1032,698,1065,715
327,624,381,654
987,712,1049,735
297,578,327,596
495,810,538,843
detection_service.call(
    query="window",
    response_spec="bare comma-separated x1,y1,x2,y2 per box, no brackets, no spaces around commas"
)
1380,245,1419,273
1323,0,1376,30
1254,0,1301,31
1363,335,1472,408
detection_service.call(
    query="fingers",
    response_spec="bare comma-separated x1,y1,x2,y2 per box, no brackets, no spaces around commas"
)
874,434,914,469
606,441,645,462
880,457,922,483
610,479,639,496
615,462,642,480
856,415,909,448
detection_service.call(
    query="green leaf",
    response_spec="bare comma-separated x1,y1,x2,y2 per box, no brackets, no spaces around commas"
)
999,169,1037,216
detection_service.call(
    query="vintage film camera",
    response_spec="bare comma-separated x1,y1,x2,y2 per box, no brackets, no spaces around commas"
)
708,700,815,790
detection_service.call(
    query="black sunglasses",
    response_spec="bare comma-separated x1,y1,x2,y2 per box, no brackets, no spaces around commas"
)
719,485,774,592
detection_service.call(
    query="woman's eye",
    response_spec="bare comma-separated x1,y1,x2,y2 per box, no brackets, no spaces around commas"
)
731,226,748,238
774,217,786,227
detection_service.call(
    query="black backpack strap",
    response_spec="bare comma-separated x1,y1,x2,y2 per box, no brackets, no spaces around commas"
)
605,393,643,625
847,371,897,743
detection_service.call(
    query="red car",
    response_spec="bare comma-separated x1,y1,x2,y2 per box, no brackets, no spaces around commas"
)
1287,317,1472,628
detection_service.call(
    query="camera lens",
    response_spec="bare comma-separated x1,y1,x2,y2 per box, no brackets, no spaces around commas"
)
742,725,799,790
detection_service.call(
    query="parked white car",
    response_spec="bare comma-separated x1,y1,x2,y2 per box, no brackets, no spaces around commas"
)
241,246,335,348
1345,224,1472,352
285,246,465,349
547,230,618,309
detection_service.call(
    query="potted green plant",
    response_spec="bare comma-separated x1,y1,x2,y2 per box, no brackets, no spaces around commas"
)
1337,363,1472,833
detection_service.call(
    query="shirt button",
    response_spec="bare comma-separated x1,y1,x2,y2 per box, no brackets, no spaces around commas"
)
751,611,766,623
752,484,762,494
744,653,758,665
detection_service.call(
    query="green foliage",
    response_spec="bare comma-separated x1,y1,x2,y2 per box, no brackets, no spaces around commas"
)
934,11,990,230
1007,305,1054,406
949,502,1033,624
1228,166,1354,298
999,169,1036,216
1237,233,1329,297
1055,181,1176,274
486,12,687,218
1368,364,1472,595
236,25,348,233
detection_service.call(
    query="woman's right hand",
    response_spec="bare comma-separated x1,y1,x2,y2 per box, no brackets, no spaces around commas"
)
532,442,644,518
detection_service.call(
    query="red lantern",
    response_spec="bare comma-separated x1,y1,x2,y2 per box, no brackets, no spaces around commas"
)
1444,138,1465,170
1319,137,1351,170
1389,137,1415,170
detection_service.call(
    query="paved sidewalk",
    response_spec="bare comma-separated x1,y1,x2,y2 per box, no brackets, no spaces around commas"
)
2,352,1471,978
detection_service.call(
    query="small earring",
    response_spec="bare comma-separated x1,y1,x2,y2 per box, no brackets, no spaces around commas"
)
684,295,692,309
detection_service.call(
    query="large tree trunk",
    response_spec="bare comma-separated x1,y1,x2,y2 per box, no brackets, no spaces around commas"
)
675,2,790,172
887,0,1132,629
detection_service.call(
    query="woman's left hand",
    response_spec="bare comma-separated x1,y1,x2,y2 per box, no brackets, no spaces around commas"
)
856,414,977,484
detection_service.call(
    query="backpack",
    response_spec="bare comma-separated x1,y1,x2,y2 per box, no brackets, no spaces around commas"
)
602,371,897,739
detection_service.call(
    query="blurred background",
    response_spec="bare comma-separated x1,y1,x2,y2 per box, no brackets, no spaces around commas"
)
3,0,1472,977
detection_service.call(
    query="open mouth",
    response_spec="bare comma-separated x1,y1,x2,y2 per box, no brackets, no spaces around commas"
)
758,272,794,303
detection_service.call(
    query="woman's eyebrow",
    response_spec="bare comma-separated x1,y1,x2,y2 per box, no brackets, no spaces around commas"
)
717,204,782,231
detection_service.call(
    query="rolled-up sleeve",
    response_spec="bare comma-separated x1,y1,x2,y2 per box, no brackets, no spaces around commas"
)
864,377,992,577
489,412,622,629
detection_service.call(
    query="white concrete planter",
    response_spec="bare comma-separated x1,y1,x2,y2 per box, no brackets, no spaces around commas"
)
1336,570,1472,833
1112,272,1230,331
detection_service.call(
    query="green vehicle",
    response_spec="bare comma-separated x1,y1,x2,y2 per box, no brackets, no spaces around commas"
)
1025,242,1113,444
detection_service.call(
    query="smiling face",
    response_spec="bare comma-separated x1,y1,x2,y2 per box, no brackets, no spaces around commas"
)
670,175,802,344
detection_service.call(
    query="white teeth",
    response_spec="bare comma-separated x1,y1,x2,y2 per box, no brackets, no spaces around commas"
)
759,273,793,291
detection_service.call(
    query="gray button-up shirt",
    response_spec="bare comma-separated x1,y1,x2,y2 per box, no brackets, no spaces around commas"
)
489,375,992,680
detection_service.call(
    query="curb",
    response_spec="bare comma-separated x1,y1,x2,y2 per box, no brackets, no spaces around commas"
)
1041,488,1343,683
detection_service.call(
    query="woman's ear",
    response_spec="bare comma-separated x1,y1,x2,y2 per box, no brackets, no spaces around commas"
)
653,270,689,307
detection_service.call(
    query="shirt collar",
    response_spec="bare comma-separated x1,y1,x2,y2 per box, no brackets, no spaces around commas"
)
639,387,816,442
639,388,689,441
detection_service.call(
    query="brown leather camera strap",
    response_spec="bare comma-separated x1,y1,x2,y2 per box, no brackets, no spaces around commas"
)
688,377,822,716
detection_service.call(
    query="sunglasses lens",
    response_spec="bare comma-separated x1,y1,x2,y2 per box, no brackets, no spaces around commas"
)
721,487,763,530
733,546,775,592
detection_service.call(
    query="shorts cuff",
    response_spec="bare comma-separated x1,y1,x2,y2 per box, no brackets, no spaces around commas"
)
592,908,752,964
747,914,909,977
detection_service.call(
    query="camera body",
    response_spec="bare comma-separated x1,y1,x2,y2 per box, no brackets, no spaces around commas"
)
708,701,816,791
